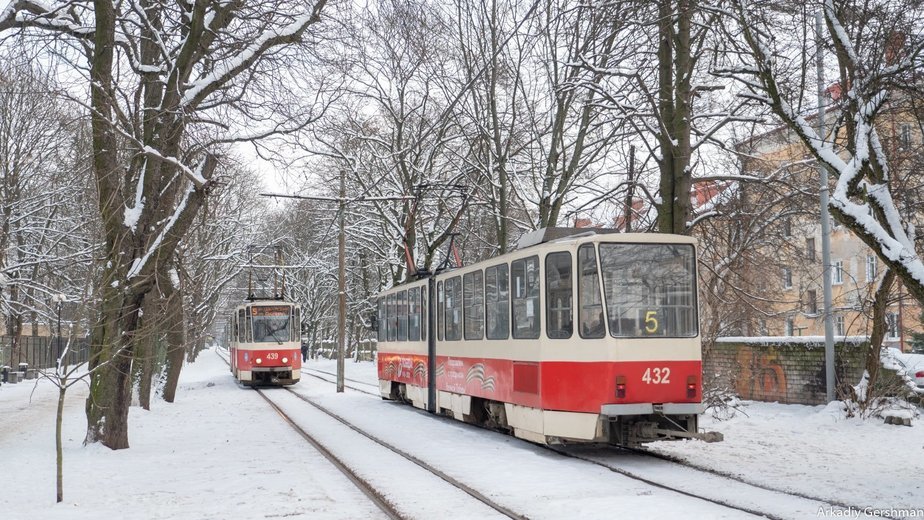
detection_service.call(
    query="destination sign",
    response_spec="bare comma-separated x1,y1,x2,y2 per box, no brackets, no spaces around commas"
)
250,306,291,317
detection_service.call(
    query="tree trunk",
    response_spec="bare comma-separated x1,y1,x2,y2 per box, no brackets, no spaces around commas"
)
865,269,896,398
56,382,66,502
162,283,186,403
137,294,159,411
656,0,694,235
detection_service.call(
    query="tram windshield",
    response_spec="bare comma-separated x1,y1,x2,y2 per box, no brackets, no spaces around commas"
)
251,305,292,343
599,243,697,338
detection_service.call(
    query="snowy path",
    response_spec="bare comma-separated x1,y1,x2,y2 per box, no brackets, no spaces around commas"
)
288,372,751,519
2,350,920,519
305,357,923,514
0,354,386,519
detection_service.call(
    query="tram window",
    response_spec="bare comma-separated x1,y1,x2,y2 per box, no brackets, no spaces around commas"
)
251,306,292,343
408,287,420,342
445,276,463,341
546,252,573,339
485,264,509,340
397,290,408,341
463,270,485,340
245,309,253,342
236,309,244,342
421,286,428,342
599,243,697,338
377,297,387,342
578,244,605,338
437,282,444,341
511,256,540,339
292,306,300,342
387,293,397,342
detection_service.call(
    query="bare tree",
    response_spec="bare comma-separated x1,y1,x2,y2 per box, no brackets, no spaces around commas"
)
0,50,97,363
2,0,331,449
725,0,924,303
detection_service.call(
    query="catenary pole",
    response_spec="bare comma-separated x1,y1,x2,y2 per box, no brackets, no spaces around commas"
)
816,11,836,403
337,169,346,393
261,183,413,394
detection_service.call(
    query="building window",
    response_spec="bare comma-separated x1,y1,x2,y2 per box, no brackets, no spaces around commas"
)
899,123,912,149
886,312,899,339
834,314,845,336
866,255,877,281
785,317,794,336
806,238,816,261
806,289,818,315
832,260,844,285
782,267,792,289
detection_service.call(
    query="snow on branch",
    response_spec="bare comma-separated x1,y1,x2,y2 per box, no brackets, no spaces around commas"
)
126,183,194,279
141,146,208,189
0,0,94,39
180,2,327,108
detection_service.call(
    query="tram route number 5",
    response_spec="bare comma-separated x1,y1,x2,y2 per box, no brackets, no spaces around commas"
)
642,367,670,384
644,310,659,334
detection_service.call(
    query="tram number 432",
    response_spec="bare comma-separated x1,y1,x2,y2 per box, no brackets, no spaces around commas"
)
642,367,671,384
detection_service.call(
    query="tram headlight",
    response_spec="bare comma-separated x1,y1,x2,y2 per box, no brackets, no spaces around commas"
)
282,357,288,364
256,358,263,364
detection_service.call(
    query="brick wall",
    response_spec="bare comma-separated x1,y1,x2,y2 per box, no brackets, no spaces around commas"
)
704,337,868,405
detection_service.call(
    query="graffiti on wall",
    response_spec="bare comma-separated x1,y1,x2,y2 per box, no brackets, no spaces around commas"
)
736,348,788,401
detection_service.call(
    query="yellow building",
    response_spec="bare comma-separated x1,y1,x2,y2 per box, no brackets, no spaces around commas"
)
736,96,923,352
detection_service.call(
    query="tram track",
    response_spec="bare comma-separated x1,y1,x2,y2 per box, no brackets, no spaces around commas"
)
254,389,406,519
220,351,526,519
301,365,861,520
282,386,529,520
301,367,380,394
620,445,870,513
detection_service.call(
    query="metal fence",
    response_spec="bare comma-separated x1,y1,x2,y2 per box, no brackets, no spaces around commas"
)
0,336,90,370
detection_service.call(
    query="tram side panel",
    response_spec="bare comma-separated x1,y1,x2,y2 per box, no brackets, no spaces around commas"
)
376,233,705,446
376,282,430,407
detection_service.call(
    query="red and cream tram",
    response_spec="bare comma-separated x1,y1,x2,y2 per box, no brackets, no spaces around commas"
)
375,229,715,446
229,300,301,386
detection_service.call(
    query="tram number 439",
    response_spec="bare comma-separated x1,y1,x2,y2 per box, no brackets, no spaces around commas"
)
266,353,279,360
642,367,671,384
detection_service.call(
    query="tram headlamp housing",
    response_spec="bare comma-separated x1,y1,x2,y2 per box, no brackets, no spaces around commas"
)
282,357,288,364
256,358,262,364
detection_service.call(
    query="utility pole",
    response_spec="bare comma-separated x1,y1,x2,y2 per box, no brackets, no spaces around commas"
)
816,10,836,403
337,169,346,393
261,179,415,395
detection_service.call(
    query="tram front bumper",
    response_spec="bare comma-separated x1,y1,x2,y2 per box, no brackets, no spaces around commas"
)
600,402,705,417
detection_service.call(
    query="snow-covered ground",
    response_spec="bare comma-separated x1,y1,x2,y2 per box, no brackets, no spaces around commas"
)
1,350,921,519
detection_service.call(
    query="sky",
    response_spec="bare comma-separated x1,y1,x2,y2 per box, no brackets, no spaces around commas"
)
1,349,922,519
